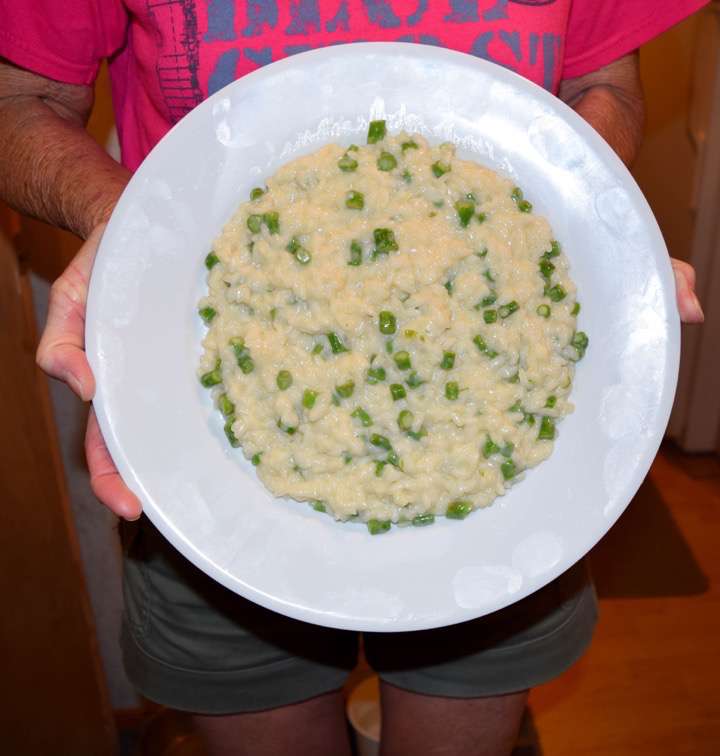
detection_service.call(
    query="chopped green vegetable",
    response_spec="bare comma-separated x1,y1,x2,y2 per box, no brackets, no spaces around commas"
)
367,519,391,535
401,140,418,152
477,293,497,308
538,416,556,440
230,336,255,374
537,304,551,318
276,420,297,435
445,381,459,400
455,198,475,228
545,284,567,302
386,450,401,468
476,212,487,224
397,409,414,431
571,331,589,360
385,339,394,354
483,309,497,324
327,332,349,354
372,227,399,257
518,199,532,213
335,380,355,399
511,187,524,202
571,302,581,316
250,187,266,201
224,417,240,448
311,343,324,356
476,246,489,258
394,350,411,371
367,366,386,384
218,393,234,417
402,169,412,183
483,436,501,458
311,500,326,512
406,427,427,442
501,459,517,480
205,251,219,269
539,259,555,279
412,513,435,526
199,306,216,324
286,237,311,265
432,160,451,178
348,240,363,266
263,211,279,234
302,389,318,409
498,301,519,319
473,334,498,359
348,144,359,152
406,371,424,389
377,151,397,171
247,214,263,233
345,190,365,210
440,351,455,370
379,311,397,335
446,500,472,519
352,407,373,427
545,395,557,408
338,153,358,172
390,383,406,401
544,240,561,259
370,433,392,451
444,279,453,296
200,358,222,388
251,452,263,466
367,119,386,144
276,370,293,391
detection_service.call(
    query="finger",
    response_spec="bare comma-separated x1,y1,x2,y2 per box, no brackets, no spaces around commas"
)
36,226,105,401
671,259,704,324
85,408,143,520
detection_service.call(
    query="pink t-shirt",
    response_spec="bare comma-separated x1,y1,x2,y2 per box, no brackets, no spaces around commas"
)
0,1,708,170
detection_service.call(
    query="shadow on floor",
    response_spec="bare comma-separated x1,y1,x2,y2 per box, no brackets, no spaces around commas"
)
589,476,708,599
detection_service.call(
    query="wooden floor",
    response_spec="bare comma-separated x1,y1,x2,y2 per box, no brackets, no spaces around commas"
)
530,443,720,755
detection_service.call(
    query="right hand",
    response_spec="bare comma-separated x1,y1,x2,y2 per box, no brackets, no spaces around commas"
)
36,224,143,520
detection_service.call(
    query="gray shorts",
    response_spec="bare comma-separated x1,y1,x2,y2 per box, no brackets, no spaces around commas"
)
121,518,597,714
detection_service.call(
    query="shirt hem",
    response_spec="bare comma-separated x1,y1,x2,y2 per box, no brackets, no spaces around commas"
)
0,28,97,86
562,0,710,80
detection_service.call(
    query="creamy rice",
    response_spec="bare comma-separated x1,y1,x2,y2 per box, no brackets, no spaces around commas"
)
197,126,588,528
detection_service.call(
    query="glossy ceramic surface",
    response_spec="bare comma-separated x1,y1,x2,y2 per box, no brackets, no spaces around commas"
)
87,44,679,631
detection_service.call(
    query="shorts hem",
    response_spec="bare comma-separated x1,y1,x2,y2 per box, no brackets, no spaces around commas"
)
121,623,350,714
376,580,597,698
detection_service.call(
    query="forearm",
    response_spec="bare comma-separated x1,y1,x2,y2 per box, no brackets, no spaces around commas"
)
0,64,130,239
559,52,645,168
571,86,644,167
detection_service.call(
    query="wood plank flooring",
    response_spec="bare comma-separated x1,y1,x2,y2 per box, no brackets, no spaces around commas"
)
530,443,720,755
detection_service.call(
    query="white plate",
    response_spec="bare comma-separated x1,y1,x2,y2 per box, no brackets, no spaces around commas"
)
87,43,679,632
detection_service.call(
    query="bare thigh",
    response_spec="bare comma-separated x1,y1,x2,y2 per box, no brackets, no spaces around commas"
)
191,689,351,756
379,680,528,756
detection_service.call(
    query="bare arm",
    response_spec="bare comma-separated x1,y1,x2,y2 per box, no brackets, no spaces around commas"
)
559,52,645,168
0,59,130,239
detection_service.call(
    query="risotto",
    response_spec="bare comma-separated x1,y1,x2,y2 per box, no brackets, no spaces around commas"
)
197,122,588,532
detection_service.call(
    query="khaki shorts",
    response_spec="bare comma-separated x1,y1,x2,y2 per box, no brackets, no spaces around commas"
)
121,518,596,714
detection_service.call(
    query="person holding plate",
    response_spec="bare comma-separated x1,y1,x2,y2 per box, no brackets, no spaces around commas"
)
0,2,706,755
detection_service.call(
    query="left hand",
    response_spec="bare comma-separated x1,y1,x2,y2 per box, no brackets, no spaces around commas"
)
671,258,704,324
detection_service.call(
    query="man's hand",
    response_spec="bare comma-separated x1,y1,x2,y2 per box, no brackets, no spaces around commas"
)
36,226,142,520
560,53,704,324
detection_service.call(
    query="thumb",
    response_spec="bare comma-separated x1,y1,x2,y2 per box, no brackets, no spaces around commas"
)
36,224,105,400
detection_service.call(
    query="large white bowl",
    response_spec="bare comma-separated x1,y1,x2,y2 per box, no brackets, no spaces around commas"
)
87,43,679,631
